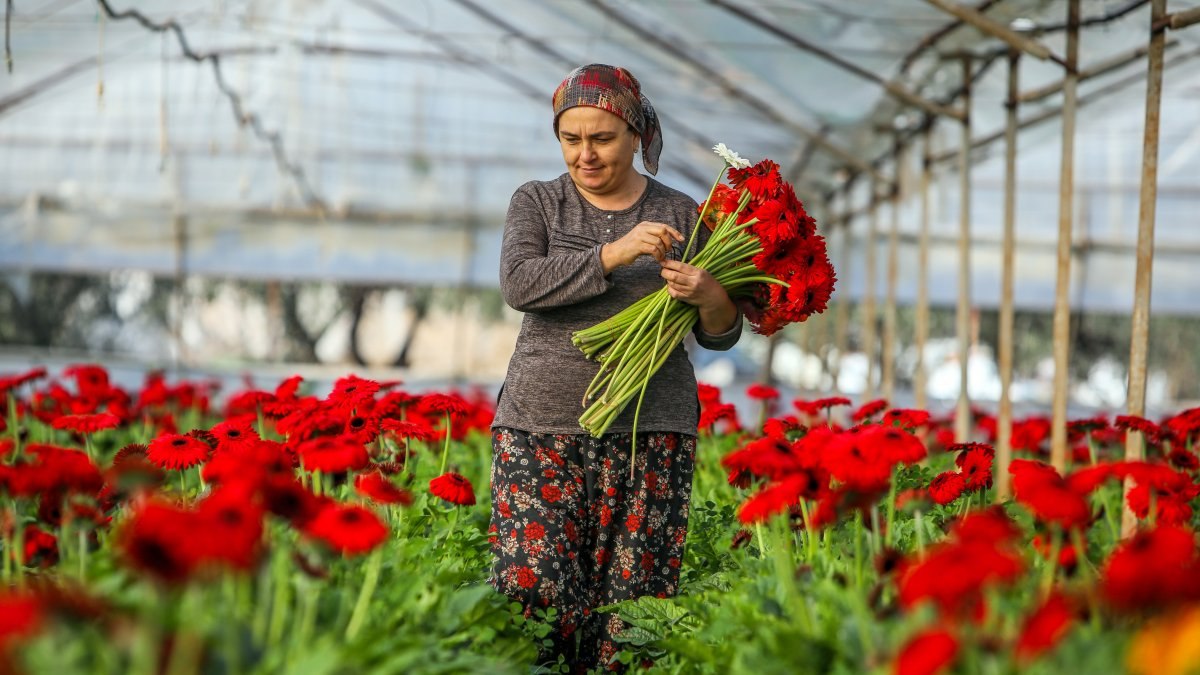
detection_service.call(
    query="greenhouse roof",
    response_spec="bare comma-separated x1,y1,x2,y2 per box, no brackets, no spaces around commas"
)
3,0,1200,311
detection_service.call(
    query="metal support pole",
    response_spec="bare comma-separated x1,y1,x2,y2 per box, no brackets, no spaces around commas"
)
1050,0,1081,473
864,180,880,399
915,127,933,411
1123,0,1167,537
882,141,902,402
955,57,973,443
996,49,1020,503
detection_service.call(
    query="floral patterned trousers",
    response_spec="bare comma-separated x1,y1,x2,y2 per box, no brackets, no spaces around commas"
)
487,427,697,673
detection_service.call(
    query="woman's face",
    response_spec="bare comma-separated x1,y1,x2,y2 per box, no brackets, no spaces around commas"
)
557,106,640,197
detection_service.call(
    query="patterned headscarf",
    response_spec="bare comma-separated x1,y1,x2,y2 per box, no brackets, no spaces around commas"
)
552,64,663,176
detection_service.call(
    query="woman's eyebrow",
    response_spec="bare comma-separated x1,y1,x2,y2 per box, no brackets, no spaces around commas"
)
560,131,618,139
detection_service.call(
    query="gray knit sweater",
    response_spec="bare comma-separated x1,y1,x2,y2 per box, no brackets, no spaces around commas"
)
492,173,742,436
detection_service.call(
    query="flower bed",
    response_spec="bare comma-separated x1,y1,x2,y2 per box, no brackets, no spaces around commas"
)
1,364,1198,673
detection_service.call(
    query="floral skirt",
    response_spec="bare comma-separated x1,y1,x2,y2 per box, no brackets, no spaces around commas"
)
486,427,697,672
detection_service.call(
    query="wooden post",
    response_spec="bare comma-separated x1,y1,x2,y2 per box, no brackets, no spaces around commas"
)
955,56,973,443
996,49,1020,503
864,180,880,399
1123,0,1167,537
1050,0,1081,473
915,127,933,411
882,140,902,402
833,189,852,394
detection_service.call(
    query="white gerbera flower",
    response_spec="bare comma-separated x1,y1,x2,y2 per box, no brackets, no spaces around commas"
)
712,143,750,169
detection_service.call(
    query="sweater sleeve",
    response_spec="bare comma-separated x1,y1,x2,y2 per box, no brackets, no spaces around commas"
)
499,187,613,312
692,306,743,351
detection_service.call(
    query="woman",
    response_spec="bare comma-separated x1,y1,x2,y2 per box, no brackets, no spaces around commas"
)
488,64,741,672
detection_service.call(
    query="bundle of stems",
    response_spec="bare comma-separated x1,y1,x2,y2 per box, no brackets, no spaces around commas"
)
574,179,786,453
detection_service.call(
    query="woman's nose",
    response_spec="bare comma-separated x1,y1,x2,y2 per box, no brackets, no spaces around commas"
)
579,143,597,161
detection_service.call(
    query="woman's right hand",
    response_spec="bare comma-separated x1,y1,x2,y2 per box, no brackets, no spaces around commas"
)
600,221,685,273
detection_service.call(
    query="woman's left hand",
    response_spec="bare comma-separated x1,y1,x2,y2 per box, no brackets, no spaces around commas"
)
659,260,727,310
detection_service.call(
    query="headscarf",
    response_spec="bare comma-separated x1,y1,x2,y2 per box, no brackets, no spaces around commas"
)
551,64,663,176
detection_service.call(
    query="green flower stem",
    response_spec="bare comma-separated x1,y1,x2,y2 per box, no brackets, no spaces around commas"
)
267,543,292,652
885,467,899,547
771,514,812,634
252,552,274,645
629,287,673,478
680,167,727,262
345,548,382,640
289,582,320,667
7,393,21,457
438,412,451,474
1042,525,1064,597
798,498,817,562
78,527,88,580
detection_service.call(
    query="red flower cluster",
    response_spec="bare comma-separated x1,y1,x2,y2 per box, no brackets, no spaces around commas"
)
896,509,1025,620
699,159,837,336
697,382,741,436
726,422,925,526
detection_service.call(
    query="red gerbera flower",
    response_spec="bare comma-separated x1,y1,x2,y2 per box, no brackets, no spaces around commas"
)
118,500,203,584
209,417,260,454
20,525,58,568
328,375,381,412
852,399,889,423
380,419,434,442
955,444,994,491
63,364,111,401
882,409,932,430
260,475,326,527
1114,414,1161,439
303,503,388,556
697,383,722,407
50,412,121,434
746,383,780,401
1100,523,1200,612
737,471,826,524
298,437,369,474
698,402,740,434
430,472,476,506
928,472,966,506
894,628,958,675
0,591,43,645
343,413,381,445
1015,592,1077,663
146,433,212,470
354,471,413,506
419,393,471,419
195,484,264,570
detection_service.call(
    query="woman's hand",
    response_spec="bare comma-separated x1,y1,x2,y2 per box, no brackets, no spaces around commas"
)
660,260,739,334
601,222,684,273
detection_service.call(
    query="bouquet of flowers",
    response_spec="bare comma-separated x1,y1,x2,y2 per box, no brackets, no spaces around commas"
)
573,144,837,451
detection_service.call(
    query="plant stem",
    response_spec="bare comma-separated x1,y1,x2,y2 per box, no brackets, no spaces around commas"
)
345,548,382,641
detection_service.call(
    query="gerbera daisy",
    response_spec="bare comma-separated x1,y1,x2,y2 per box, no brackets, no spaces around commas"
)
146,434,212,470
851,398,889,423
894,628,958,675
209,417,260,454
50,412,121,434
298,437,369,474
355,471,413,506
380,419,434,442
118,500,202,584
429,472,476,506
0,591,43,645
303,503,388,556
328,375,381,412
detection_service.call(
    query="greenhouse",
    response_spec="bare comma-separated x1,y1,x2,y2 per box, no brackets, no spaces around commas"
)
2,0,1200,672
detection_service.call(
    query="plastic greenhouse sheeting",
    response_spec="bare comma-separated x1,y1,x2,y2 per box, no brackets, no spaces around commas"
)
2,0,1200,312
